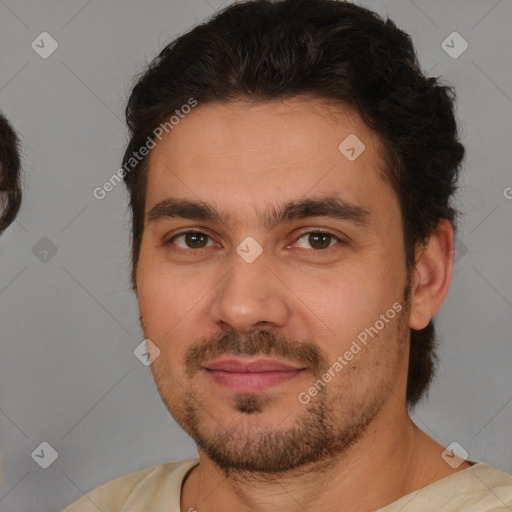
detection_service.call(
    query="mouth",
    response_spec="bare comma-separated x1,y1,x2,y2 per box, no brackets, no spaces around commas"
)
202,357,308,392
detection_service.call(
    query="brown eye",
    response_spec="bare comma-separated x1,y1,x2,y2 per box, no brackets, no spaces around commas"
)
308,232,332,249
294,230,341,250
171,231,213,249
185,232,208,248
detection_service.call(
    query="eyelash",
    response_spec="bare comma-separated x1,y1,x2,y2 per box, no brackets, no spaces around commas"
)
165,228,345,255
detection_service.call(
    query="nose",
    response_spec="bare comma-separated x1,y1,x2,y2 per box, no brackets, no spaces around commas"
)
209,247,291,334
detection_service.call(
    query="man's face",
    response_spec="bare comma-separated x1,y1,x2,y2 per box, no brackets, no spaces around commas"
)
136,98,412,474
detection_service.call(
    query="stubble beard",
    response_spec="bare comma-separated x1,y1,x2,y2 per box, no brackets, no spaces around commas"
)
180,385,382,479
149,288,411,478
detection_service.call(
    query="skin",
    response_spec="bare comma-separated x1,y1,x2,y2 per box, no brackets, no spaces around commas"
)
136,97,469,512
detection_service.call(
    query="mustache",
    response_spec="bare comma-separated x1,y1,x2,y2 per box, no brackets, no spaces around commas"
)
184,330,329,378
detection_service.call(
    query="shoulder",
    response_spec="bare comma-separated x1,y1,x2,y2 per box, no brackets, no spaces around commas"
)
466,463,512,508
380,463,512,512
63,458,199,512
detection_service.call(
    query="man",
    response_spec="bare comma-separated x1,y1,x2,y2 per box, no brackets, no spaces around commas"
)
64,0,512,510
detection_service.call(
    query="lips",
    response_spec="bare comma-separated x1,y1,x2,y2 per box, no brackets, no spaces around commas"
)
202,357,307,392
203,357,305,372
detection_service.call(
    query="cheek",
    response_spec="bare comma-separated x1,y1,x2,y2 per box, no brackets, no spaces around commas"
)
136,258,200,339
288,268,392,342
137,276,193,378
289,269,405,379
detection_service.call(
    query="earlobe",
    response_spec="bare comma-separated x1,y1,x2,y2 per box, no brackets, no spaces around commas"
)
408,219,455,330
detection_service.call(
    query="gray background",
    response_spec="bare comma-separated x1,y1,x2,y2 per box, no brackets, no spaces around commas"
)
0,0,511,510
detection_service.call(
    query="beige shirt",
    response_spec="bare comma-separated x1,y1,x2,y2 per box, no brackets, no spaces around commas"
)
63,458,512,511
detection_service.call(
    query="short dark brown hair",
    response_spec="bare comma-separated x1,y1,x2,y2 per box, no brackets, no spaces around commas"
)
122,0,464,408
0,112,22,233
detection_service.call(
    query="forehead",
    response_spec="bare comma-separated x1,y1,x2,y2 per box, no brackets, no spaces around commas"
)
144,97,396,225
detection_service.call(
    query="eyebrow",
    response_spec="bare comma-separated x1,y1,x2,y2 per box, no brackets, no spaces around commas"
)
147,195,370,230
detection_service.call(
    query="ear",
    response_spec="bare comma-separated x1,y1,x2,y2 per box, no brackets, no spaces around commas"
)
409,219,455,330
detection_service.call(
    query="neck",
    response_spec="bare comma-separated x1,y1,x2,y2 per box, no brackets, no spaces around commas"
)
181,405,470,512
